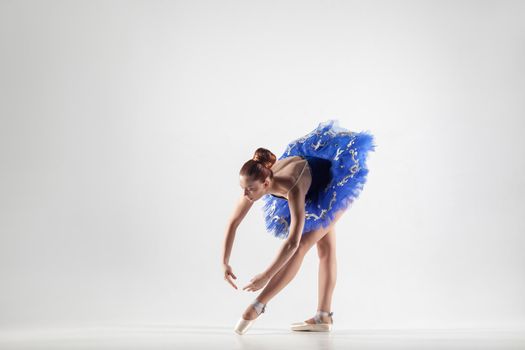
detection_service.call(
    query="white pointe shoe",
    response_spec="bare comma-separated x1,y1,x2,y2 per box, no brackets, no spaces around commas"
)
290,310,334,332
233,299,266,335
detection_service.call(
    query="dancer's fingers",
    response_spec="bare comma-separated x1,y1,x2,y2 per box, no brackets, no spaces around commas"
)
225,275,238,289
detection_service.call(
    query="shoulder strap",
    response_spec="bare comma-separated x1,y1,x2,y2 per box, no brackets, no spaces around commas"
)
286,160,309,195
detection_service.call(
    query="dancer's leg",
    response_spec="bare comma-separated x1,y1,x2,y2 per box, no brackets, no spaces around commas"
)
257,226,329,304
303,225,337,324
242,209,346,320
241,226,329,320
317,225,337,310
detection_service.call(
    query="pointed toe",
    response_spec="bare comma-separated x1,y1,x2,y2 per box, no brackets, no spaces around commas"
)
234,299,267,335
234,317,254,335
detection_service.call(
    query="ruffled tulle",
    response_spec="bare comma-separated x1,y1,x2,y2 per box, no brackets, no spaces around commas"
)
261,119,376,239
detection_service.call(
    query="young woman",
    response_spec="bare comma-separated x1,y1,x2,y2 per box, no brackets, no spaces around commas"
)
221,120,376,335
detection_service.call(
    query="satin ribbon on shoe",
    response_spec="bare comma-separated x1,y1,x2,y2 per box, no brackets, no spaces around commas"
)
314,310,333,324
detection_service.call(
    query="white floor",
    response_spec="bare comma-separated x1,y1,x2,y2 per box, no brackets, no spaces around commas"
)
1,326,524,350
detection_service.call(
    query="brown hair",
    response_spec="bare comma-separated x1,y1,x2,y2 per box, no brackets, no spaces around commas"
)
239,147,277,182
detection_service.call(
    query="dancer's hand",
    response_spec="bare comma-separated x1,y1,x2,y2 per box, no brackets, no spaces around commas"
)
242,272,270,292
223,263,238,289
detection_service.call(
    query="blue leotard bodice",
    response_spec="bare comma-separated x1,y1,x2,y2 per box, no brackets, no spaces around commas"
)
270,155,332,203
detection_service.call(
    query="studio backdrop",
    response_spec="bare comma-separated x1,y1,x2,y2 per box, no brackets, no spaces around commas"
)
0,0,524,332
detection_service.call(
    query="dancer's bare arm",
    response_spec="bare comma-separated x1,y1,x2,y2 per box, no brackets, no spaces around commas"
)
262,187,305,279
222,194,253,264
222,195,253,289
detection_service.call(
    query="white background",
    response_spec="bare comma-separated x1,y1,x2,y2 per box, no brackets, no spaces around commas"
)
1,0,524,332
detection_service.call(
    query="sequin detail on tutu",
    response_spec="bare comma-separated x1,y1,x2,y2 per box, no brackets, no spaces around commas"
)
261,119,376,239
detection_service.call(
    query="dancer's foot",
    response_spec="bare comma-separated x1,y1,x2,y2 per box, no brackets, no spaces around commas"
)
290,310,334,332
234,299,266,335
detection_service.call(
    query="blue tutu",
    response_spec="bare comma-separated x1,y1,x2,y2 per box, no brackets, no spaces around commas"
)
261,119,377,239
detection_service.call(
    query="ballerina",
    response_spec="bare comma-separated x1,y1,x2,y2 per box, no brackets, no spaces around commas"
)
221,120,376,334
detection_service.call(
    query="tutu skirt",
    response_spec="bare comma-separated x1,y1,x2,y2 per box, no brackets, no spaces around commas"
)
261,119,377,239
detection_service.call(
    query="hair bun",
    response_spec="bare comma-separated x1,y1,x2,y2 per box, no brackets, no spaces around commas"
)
254,159,270,169
252,148,277,169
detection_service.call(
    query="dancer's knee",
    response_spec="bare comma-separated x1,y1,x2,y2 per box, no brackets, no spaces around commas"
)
295,241,310,257
296,235,317,256
317,230,336,259
317,246,336,259
297,230,324,257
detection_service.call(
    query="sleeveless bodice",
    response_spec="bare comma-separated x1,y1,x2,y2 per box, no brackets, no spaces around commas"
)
270,155,332,202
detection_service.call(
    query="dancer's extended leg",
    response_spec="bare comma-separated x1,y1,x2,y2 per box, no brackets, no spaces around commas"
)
258,227,328,303
241,209,346,320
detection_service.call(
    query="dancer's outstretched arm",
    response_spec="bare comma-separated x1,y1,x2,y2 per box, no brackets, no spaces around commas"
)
222,195,253,289
222,195,253,264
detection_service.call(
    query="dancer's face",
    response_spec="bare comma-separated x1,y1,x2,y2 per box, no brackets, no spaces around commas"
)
239,175,269,202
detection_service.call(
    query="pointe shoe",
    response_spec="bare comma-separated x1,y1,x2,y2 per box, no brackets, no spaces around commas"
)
233,299,266,335
290,310,333,332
